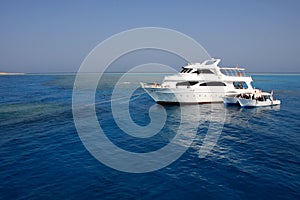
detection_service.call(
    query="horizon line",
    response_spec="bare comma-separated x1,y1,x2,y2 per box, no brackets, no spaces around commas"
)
2,71,300,75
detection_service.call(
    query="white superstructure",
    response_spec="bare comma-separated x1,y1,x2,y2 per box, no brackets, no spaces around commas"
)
141,58,255,104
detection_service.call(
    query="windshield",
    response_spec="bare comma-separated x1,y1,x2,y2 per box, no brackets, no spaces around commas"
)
220,69,246,77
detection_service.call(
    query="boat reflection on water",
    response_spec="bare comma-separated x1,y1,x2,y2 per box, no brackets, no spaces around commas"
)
153,103,281,159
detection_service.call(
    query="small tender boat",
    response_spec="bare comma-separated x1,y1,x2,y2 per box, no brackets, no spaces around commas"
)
222,92,248,105
222,94,239,104
237,91,281,107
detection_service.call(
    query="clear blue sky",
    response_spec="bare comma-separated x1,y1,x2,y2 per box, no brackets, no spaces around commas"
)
0,0,299,73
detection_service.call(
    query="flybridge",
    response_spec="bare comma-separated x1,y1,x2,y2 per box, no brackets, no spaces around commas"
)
180,58,220,74
185,58,221,69
181,58,248,77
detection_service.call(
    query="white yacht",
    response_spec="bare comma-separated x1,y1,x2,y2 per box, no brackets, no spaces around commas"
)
141,58,255,104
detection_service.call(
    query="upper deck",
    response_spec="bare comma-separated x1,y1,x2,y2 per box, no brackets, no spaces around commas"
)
163,58,253,83
179,59,250,77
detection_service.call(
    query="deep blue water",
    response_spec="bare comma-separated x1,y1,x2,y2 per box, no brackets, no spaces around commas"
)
0,74,299,199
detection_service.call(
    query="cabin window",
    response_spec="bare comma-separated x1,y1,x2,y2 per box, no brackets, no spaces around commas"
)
180,68,187,73
187,69,193,73
199,82,226,86
196,69,214,74
176,81,199,87
180,68,193,73
220,69,246,77
233,82,248,89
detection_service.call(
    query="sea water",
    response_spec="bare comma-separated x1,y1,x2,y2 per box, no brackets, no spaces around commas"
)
0,74,299,199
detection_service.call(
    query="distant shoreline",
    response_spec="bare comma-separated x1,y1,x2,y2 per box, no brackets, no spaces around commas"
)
0,72,25,75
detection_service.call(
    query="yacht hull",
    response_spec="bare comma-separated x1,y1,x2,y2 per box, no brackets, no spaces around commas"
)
143,87,225,103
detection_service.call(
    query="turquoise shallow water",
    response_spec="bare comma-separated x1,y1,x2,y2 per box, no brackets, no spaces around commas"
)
0,74,299,199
